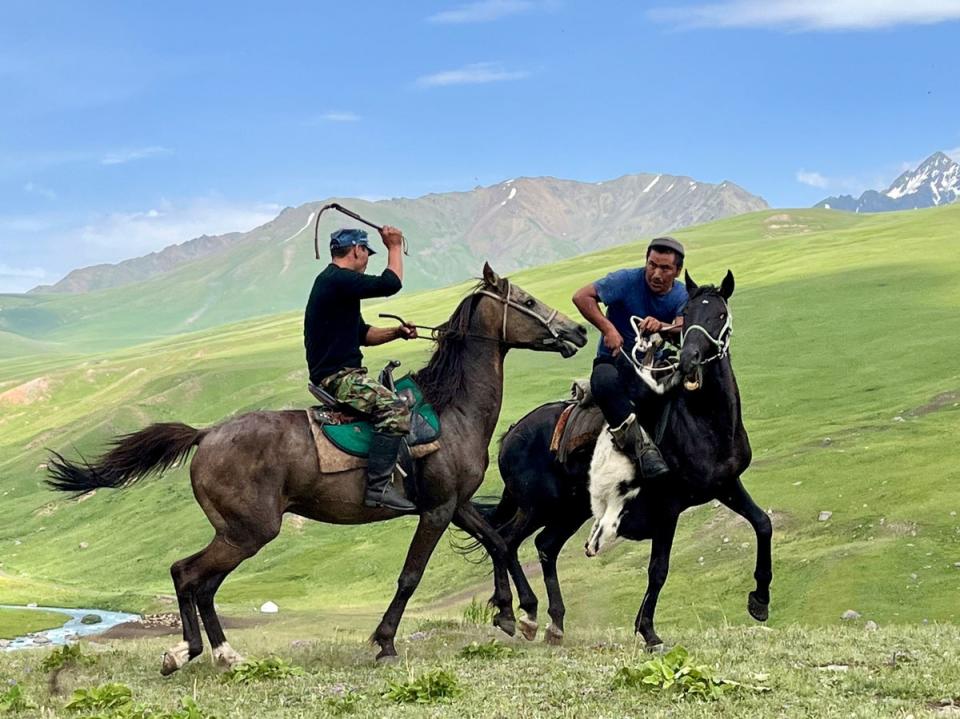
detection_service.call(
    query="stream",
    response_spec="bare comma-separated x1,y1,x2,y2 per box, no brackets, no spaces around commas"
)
0,604,141,651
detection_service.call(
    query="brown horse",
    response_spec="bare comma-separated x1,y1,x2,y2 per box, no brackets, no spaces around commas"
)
47,263,587,673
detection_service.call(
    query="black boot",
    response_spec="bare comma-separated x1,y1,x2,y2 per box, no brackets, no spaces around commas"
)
364,432,417,513
609,414,670,480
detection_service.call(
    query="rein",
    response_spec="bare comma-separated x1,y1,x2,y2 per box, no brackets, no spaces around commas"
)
380,279,561,346
622,294,733,393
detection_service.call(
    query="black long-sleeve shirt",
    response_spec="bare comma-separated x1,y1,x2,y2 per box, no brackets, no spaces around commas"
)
304,264,402,384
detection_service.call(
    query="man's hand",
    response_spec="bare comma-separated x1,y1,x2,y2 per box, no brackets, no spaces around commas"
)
602,328,624,356
379,225,404,250
637,316,663,334
398,323,418,340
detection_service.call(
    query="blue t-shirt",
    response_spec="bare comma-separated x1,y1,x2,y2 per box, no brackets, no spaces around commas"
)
593,269,688,358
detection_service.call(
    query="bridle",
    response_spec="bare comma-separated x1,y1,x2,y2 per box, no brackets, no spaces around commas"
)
474,279,561,343
680,296,733,365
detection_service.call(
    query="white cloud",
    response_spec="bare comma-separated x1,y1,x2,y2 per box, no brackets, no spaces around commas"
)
796,170,830,189
100,146,172,166
417,62,529,87
427,0,534,23
649,0,960,31
946,146,960,162
23,181,57,200
76,197,282,256
319,111,361,123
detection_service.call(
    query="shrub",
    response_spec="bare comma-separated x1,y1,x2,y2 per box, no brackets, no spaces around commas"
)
1,682,34,713
460,597,494,626
383,669,462,704
65,682,134,712
458,639,519,660
612,646,769,700
40,643,96,673
220,658,304,685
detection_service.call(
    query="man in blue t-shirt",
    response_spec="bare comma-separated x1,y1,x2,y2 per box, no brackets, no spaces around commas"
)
572,237,689,480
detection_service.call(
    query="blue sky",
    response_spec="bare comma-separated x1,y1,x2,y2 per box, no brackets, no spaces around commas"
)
2,0,960,292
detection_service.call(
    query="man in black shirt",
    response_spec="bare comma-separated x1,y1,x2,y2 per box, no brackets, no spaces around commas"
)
304,225,418,512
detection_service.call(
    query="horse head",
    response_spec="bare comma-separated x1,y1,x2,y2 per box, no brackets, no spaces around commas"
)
679,270,735,391
475,262,588,357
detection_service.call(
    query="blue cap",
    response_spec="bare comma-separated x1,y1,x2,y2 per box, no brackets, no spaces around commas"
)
330,228,376,254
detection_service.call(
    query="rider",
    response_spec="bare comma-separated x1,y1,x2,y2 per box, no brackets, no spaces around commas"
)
304,225,418,513
572,237,688,479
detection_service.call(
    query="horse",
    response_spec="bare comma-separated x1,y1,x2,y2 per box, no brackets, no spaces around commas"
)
46,263,588,673
467,271,772,648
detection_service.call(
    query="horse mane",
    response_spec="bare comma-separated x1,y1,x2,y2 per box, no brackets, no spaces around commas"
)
411,282,485,413
688,284,720,300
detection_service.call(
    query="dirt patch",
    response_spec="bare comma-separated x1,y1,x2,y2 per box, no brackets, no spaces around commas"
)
0,377,53,405
418,561,542,613
908,391,960,417
765,214,794,223
93,613,261,641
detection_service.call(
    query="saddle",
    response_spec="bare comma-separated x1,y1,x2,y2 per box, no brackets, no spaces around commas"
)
305,362,441,508
549,379,605,470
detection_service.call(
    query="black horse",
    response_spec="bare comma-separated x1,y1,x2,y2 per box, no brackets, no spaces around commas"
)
470,271,772,648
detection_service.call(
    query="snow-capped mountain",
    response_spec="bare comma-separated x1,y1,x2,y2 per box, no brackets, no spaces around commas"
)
815,151,960,213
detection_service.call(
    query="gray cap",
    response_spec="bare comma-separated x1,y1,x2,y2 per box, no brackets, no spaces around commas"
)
648,236,684,259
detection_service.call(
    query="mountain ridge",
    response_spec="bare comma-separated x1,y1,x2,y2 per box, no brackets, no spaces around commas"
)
816,151,960,213
29,172,767,295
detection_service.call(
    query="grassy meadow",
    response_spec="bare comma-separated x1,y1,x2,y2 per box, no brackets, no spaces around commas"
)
1,205,959,700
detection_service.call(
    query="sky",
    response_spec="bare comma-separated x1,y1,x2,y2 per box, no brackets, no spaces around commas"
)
2,0,960,292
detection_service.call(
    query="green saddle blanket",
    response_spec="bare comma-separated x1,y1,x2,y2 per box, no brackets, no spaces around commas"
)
320,376,441,457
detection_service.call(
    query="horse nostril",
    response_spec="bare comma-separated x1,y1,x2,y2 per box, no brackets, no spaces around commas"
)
577,324,588,335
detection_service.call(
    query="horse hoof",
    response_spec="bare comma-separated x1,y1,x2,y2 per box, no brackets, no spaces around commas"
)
160,641,192,676
748,592,769,622
160,653,180,676
544,625,564,646
518,617,538,642
644,639,664,653
212,642,245,670
494,616,516,637
375,651,399,665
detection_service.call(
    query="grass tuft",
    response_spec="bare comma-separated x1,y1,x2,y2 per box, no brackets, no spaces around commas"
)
383,668,462,704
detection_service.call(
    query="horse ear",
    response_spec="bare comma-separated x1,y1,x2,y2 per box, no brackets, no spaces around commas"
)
720,270,735,300
482,262,500,286
684,270,697,293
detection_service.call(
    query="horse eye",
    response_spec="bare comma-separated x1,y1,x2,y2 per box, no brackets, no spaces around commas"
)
524,298,536,308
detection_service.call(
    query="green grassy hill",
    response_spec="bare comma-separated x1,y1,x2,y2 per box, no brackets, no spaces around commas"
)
1,206,958,641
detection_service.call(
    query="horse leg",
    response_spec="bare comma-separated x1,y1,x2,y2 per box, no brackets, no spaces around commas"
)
371,504,454,662
453,503,532,639
193,532,275,669
502,510,543,641
162,549,206,676
720,479,773,621
535,512,587,645
634,514,678,649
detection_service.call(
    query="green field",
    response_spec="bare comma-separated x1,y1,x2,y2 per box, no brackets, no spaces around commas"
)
0,607,68,640
1,205,959,644
1,621,959,717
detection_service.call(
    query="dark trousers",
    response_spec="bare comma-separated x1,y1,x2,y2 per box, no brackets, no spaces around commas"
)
590,355,642,428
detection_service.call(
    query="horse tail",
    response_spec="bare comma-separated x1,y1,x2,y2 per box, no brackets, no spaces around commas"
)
46,422,207,495
450,490,522,564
